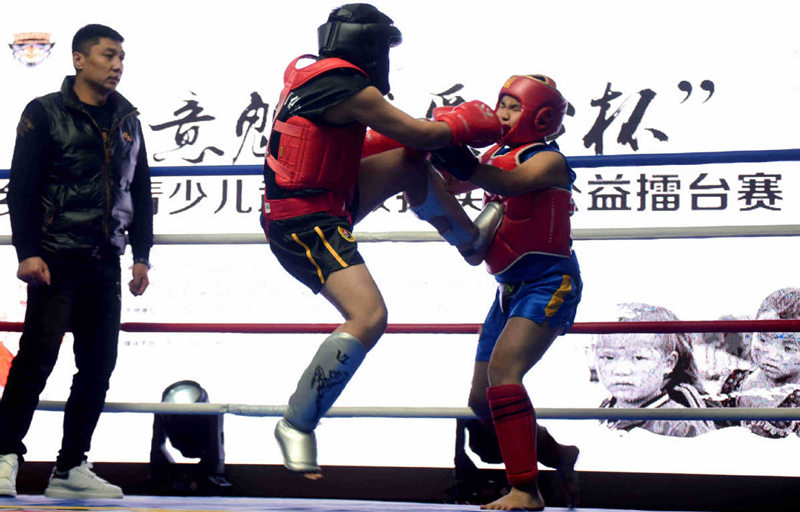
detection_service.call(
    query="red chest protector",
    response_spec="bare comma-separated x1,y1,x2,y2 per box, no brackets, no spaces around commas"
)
481,143,574,275
264,55,368,220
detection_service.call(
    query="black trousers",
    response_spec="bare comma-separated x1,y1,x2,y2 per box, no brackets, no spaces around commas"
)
0,252,121,470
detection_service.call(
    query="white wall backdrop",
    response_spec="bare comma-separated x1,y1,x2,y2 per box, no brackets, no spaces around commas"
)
1,0,799,477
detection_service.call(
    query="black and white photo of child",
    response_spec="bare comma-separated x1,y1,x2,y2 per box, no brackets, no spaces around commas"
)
593,303,715,437
718,287,800,438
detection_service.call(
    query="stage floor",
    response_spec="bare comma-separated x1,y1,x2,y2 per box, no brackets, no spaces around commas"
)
0,495,705,512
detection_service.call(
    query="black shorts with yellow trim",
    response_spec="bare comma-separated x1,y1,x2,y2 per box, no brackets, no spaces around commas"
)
268,212,363,294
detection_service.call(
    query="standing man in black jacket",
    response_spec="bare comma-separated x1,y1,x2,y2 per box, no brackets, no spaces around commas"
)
0,24,153,499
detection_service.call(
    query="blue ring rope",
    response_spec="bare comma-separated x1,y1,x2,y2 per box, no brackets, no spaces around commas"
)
1,148,799,179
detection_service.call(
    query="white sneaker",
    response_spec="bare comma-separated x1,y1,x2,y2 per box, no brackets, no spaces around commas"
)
44,461,123,499
0,454,18,497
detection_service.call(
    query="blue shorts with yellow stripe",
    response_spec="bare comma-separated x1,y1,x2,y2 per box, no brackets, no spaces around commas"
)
475,271,582,362
268,212,363,294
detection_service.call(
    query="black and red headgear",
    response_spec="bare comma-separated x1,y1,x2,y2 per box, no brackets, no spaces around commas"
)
498,74,567,145
318,3,402,95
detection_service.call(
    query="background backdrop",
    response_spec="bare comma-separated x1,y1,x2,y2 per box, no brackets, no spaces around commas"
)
1,0,799,477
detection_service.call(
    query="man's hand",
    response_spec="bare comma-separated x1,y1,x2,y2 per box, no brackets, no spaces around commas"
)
129,263,149,296
16,257,50,286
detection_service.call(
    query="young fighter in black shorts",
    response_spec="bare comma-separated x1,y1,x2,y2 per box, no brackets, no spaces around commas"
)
263,3,504,477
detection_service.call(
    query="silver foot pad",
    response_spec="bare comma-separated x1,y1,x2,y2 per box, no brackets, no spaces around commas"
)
274,419,321,473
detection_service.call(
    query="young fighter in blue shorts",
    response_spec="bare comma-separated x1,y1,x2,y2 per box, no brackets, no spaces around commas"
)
262,3,504,478
433,74,582,510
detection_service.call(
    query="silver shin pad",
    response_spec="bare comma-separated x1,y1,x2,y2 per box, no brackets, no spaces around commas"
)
471,201,504,255
277,332,367,471
409,164,474,247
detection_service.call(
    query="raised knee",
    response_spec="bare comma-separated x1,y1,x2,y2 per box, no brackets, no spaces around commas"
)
401,157,429,199
400,147,427,166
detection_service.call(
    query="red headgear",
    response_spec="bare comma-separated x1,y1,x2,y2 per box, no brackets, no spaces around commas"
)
498,74,567,145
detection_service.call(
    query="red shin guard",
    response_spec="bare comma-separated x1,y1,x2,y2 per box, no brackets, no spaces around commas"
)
487,384,538,487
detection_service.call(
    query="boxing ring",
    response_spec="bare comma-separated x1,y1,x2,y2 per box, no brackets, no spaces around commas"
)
1,147,799,511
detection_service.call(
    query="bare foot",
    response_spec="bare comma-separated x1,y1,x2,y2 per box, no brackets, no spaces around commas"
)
480,486,545,511
556,445,580,508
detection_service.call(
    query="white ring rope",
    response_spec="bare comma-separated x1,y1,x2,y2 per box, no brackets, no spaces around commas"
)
3,224,799,247
157,224,800,243
33,401,800,422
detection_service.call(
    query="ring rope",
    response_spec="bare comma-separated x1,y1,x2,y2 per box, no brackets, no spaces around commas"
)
3,147,797,180
5,319,798,422
2,223,800,247
31,401,800,422
3,319,798,335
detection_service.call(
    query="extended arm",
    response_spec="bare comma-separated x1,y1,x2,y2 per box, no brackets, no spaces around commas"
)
430,145,571,197
325,86,501,150
470,150,571,197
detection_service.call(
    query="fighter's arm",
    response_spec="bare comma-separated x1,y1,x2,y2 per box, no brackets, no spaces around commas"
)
470,150,571,197
324,85,451,149
325,85,501,150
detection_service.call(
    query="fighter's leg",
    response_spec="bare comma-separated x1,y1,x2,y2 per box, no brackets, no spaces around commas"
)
356,149,475,243
469,361,492,425
276,264,387,476
461,296,504,473
470,357,580,508
538,425,580,508
488,317,561,386
481,318,561,511
353,148,421,224
355,149,502,264
319,263,388,349
453,361,497,499
405,164,503,265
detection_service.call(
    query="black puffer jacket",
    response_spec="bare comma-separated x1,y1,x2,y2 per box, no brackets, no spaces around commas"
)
9,76,153,262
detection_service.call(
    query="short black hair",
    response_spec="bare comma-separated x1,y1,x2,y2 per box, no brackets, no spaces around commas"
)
72,24,124,54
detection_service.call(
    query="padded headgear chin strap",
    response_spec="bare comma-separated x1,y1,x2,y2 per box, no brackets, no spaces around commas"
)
317,3,402,95
498,74,567,145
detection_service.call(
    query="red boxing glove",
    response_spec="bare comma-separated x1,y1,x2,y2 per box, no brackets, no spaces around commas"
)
434,100,503,148
362,129,405,158
431,105,456,118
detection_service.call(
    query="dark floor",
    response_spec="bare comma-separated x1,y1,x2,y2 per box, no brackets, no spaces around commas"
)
10,462,800,512
0,494,705,512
